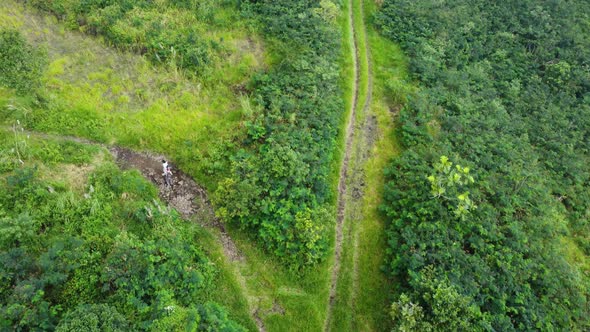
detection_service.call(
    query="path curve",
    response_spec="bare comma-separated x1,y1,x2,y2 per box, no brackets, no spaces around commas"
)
109,147,266,331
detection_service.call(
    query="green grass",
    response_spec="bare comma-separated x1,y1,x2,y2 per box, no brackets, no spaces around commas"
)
353,1,415,329
0,0,266,191
222,224,331,331
192,226,259,331
329,0,414,331
0,1,265,327
330,0,373,330
352,0,370,120
325,0,362,330
0,2,343,330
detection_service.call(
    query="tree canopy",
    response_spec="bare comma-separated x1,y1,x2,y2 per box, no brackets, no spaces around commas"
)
376,0,590,330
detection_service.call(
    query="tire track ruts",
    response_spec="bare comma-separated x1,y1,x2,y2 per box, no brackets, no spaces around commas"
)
324,0,362,330
350,0,374,327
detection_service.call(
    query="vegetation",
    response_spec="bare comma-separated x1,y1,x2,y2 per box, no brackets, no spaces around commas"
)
376,0,590,330
0,128,246,331
329,0,410,330
0,0,263,191
0,28,46,93
23,0,239,75
10,0,588,329
0,1,346,329
215,0,343,269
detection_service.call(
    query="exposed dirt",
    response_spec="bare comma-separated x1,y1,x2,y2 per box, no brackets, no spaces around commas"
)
110,146,247,263
269,300,286,315
110,147,271,331
253,310,266,332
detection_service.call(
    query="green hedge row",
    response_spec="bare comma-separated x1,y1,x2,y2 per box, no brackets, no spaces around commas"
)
214,0,343,269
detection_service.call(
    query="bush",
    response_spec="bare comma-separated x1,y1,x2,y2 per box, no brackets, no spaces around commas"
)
0,145,243,330
0,29,46,93
215,0,342,270
56,304,129,332
26,0,212,74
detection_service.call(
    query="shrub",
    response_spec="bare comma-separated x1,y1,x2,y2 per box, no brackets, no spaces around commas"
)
0,29,46,93
377,0,590,329
56,304,129,332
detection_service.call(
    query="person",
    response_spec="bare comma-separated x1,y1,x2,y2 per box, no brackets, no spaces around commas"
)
162,160,168,175
162,160,171,188
165,165,173,187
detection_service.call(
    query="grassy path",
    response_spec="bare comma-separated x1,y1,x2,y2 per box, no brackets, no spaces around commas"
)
351,0,375,321
326,0,409,330
324,0,374,330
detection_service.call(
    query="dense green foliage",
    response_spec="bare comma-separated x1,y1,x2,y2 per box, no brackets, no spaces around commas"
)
214,0,342,269
0,28,46,93
22,0,236,74
56,304,129,332
376,0,590,330
0,134,245,331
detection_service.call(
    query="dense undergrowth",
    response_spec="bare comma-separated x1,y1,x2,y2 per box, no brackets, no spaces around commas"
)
2,0,345,271
214,0,343,269
376,0,590,330
0,128,245,331
0,0,349,329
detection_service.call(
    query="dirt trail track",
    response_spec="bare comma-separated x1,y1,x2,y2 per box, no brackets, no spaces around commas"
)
110,147,245,263
324,0,376,330
350,0,375,322
110,147,266,331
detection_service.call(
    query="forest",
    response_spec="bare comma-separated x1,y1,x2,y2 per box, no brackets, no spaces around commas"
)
2,0,590,330
376,0,590,330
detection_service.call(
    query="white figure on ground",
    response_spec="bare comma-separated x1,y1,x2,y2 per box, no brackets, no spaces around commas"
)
162,160,172,188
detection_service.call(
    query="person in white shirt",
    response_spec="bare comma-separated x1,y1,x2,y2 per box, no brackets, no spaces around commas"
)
162,160,172,187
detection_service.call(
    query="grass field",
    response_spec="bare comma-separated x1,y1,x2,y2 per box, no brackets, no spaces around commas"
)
0,0,266,190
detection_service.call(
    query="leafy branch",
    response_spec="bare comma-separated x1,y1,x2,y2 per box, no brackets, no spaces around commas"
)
427,155,476,218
